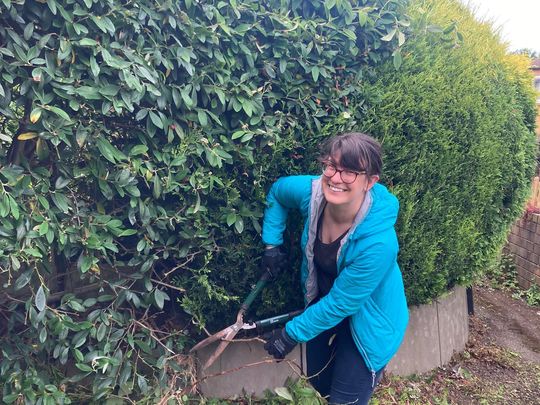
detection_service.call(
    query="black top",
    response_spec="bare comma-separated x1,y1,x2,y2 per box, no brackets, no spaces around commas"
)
313,212,349,298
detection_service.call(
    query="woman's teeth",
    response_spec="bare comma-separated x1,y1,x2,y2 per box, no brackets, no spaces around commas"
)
329,185,345,192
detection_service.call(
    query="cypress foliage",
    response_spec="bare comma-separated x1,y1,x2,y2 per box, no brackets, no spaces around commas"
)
360,0,537,304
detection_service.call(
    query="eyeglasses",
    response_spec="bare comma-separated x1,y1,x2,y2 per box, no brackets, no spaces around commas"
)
322,162,366,184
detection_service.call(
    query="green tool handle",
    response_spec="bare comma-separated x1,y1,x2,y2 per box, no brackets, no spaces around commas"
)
254,309,304,329
240,271,271,312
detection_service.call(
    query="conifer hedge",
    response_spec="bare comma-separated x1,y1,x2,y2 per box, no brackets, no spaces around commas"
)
360,0,537,304
0,0,408,402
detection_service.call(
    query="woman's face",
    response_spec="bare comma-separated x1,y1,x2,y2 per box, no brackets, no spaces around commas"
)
321,154,379,210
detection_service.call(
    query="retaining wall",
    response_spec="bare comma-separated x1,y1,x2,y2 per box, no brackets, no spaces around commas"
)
196,286,469,398
505,214,540,289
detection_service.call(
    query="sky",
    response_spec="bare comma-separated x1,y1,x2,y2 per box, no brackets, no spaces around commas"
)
459,0,540,53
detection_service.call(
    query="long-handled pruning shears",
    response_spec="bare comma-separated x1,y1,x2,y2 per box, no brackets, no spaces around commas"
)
190,271,302,370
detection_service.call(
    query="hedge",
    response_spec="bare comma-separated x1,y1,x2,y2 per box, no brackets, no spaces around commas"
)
360,0,537,304
0,0,408,402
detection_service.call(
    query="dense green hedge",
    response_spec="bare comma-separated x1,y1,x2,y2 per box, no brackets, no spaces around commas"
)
0,0,408,402
360,0,537,304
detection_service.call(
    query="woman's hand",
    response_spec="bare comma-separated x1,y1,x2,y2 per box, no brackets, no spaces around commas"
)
263,327,297,359
261,246,287,279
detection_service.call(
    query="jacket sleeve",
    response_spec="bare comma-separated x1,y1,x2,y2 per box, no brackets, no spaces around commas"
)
285,234,398,342
261,175,314,246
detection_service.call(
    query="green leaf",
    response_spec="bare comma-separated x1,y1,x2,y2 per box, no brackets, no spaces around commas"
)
393,49,403,70
14,270,31,290
90,56,100,77
80,254,93,273
68,301,86,312
226,213,236,226
96,323,107,342
180,87,193,108
311,66,320,82
75,363,93,372
397,31,406,47
101,48,130,69
234,218,244,233
197,110,208,126
342,28,356,41
30,108,42,123
232,130,245,140
279,59,287,74
149,111,163,129
39,327,47,343
77,86,101,100
47,106,71,121
130,145,148,156
8,196,19,220
153,289,169,310
381,28,397,42
136,65,157,84
2,394,20,404
152,175,161,199
96,137,126,163
73,348,84,362
47,0,57,15
55,176,70,189
24,23,34,41
39,221,49,236
51,192,70,213
79,38,98,46
35,285,46,312
38,196,50,210
137,374,149,393
274,387,293,401
358,10,368,26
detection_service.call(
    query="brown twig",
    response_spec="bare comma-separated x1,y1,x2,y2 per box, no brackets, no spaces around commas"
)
151,278,185,293
133,320,175,354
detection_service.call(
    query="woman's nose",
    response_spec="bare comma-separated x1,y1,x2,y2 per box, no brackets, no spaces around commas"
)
330,170,342,183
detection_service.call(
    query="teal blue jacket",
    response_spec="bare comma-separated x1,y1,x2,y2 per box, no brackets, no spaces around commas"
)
262,175,408,373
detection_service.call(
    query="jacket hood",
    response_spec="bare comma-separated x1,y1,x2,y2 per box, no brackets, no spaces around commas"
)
312,177,399,241
351,182,399,240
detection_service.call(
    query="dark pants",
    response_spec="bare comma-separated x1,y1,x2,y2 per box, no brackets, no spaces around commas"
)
306,319,384,405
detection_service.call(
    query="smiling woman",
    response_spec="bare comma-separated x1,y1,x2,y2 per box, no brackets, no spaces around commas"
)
260,132,408,405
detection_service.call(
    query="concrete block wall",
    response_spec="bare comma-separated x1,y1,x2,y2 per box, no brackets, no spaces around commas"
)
504,214,540,289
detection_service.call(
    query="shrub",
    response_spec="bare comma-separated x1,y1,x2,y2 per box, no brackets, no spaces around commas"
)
359,0,537,304
0,0,407,402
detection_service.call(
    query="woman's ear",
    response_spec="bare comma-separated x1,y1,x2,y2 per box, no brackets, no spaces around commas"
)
366,175,379,191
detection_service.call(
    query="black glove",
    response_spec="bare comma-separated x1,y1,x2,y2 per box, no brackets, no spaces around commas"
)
261,246,287,279
263,327,297,359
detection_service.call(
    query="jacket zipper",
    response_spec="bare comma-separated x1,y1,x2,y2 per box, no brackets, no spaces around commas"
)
339,241,377,388
354,327,377,387
307,179,378,385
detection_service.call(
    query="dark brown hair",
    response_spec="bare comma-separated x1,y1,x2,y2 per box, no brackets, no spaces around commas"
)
320,132,382,176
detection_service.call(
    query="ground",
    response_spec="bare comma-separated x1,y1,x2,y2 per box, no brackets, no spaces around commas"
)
371,284,540,405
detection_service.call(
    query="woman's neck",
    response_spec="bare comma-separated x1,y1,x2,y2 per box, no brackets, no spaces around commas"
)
325,196,365,226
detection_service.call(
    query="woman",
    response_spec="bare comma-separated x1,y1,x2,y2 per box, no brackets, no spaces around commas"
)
260,133,409,404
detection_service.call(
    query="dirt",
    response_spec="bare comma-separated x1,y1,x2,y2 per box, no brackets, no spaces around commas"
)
474,285,540,364
371,284,540,405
